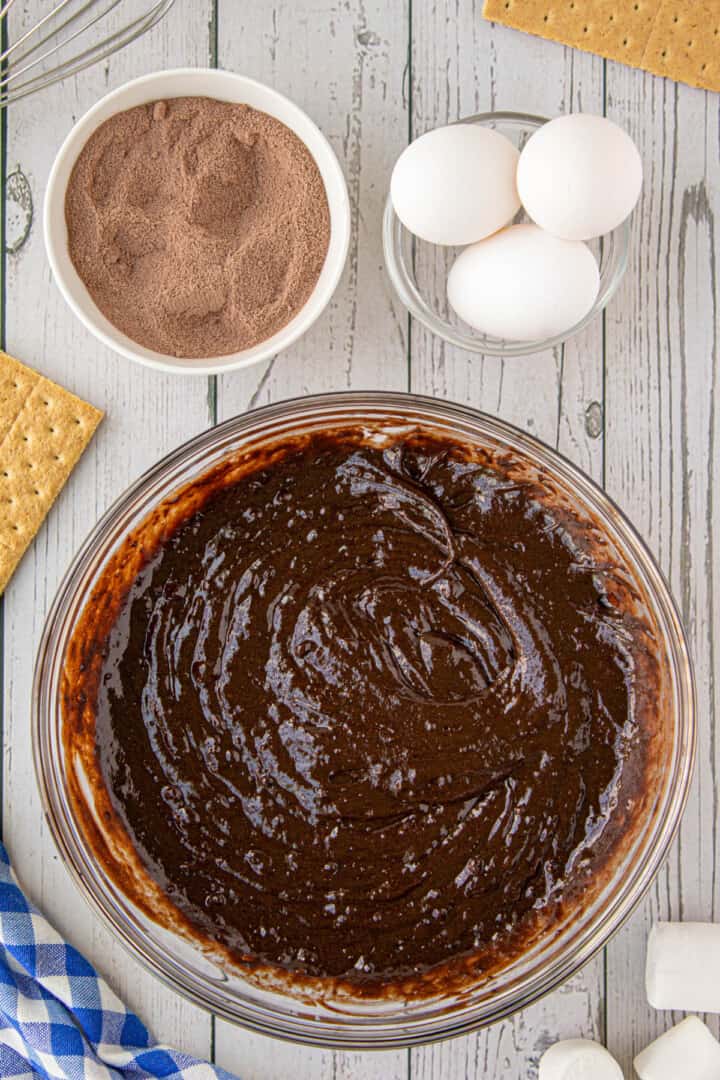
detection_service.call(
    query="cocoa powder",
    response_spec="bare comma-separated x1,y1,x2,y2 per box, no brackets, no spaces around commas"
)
65,97,331,358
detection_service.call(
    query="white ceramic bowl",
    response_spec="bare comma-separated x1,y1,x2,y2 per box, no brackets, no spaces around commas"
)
44,68,351,376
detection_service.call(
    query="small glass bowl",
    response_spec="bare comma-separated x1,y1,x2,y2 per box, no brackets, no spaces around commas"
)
33,393,694,1049
383,111,630,357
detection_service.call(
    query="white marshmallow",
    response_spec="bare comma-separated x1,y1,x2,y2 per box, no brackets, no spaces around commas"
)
539,1039,623,1080
646,922,720,1013
634,1016,720,1080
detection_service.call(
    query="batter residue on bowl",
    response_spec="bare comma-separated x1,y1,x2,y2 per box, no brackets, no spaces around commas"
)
63,428,660,993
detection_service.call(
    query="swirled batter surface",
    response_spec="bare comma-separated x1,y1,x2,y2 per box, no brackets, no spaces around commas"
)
81,431,653,985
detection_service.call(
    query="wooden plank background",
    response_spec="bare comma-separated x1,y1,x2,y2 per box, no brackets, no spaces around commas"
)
1,0,718,1076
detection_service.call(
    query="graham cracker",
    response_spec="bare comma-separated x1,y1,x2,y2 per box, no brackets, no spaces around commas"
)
643,0,720,90
0,352,103,595
483,0,720,93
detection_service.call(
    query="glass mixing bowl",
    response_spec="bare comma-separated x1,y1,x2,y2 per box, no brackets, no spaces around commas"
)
383,112,631,357
33,392,694,1049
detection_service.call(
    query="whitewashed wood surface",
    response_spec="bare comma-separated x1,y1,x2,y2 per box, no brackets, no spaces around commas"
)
1,1,718,1076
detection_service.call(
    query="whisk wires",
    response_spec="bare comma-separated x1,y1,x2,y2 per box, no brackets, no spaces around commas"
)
0,0,176,106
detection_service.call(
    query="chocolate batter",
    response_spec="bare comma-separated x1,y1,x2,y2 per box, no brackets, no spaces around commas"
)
65,429,657,988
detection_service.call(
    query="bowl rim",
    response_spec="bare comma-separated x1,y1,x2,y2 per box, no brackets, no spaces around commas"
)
43,66,351,376
32,391,696,1048
383,110,631,358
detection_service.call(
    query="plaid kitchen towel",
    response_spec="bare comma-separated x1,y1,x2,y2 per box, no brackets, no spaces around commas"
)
0,843,237,1080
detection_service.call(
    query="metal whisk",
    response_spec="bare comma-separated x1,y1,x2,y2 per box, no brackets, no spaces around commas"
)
0,0,176,107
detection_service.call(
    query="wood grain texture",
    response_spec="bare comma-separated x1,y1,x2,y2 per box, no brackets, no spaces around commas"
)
1,0,216,1055
222,1041,409,1080
1,1,718,1077
408,5,606,1076
603,68,720,1073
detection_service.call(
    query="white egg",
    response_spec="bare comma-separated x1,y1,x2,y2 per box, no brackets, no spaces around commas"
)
391,124,521,245
447,224,599,342
517,113,642,241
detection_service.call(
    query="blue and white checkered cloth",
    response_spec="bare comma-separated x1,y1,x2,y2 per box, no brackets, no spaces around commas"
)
0,843,237,1079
